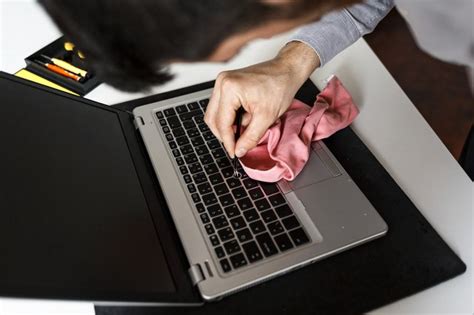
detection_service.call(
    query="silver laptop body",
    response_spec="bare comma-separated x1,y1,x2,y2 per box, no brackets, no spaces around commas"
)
133,87,388,301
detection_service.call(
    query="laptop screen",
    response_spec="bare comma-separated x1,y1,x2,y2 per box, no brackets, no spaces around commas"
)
0,76,179,301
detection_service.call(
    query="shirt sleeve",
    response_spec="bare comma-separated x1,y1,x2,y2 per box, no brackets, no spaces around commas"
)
290,0,395,66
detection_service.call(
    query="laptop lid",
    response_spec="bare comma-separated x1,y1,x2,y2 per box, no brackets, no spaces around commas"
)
0,72,202,305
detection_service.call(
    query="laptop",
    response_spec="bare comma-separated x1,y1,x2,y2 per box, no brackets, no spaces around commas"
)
0,72,387,305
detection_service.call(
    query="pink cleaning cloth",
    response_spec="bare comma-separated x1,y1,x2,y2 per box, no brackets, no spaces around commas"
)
239,76,358,183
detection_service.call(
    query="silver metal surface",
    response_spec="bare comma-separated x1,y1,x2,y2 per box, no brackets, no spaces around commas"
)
132,88,388,301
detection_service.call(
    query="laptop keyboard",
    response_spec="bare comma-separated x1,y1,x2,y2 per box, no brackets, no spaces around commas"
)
156,99,310,274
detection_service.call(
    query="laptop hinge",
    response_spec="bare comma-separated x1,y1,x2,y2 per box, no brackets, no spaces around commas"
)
188,264,205,286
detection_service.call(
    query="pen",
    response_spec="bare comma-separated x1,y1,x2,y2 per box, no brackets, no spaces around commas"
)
232,107,244,178
41,54,89,78
34,60,84,82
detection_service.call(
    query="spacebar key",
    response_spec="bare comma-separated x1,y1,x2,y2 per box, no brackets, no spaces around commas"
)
256,232,278,257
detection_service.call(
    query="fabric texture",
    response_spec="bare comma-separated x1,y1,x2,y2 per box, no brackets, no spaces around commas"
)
240,76,358,182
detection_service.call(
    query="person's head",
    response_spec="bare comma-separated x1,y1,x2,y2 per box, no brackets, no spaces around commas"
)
40,0,358,91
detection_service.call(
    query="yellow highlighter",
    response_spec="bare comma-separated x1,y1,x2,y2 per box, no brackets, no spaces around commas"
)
41,54,89,78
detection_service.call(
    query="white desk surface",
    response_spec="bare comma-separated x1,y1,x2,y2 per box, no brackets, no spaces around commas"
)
0,1,472,314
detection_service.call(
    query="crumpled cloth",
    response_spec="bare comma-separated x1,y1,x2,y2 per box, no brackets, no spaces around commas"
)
239,76,358,182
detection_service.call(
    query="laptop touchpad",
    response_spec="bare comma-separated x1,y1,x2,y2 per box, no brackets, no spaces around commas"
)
288,149,336,190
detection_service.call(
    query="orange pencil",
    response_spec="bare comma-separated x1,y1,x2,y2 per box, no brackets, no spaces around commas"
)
34,60,83,82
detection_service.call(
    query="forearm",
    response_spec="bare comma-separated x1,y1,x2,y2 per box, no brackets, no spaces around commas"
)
290,0,394,66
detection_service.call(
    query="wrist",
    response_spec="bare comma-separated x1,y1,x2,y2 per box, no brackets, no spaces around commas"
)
275,41,321,84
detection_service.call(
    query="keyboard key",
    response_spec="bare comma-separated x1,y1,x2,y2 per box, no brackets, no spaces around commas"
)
183,120,196,130
254,198,271,211
230,216,246,230
260,183,279,195
242,241,263,263
202,192,218,206
214,183,229,196
184,153,198,164
175,157,184,166
172,127,185,137
176,136,190,146
289,228,310,246
220,258,232,273
167,116,181,129
179,165,188,175
163,108,176,117
226,177,241,189
248,187,264,200
212,215,229,229
274,233,294,252
188,162,203,174
219,194,234,207
231,187,247,200
224,204,239,218
237,198,253,210
261,209,277,223
210,234,220,246
192,172,207,184
269,193,286,207
166,134,174,142
204,163,219,175
199,154,214,165
205,223,215,235
243,178,259,189
216,157,231,168
187,102,200,111
224,240,240,255
180,145,194,155
191,193,200,203
195,145,209,156
222,167,234,178
267,221,284,235
275,205,293,218
191,136,204,147
195,203,205,213
198,123,210,132
202,131,215,141
249,220,266,235
229,253,247,269
211,148,226,159
159,119,167,126
194,115,204,124
209,173,224,185
162,126,170,134
207,204,223,217
256,233,278,257
218,227,234,242
200,213,210,224
243,209,259,222
215,246,225,258
236,228,253,243
179,109,201,121
187,128,200,138
156,111,164,119
187,184,196,193
282,216,300,230
207,139,221,150
169,141,177,149
197,182,212,194
199,99,209,108
176,104,188,113
183,174,192,184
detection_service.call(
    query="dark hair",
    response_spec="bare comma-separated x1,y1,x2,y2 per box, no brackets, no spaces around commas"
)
39,0,355,92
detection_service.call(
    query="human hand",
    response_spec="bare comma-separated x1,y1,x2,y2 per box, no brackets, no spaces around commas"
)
204,41,320,158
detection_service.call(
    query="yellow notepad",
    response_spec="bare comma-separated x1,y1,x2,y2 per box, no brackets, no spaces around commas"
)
15,69,79,96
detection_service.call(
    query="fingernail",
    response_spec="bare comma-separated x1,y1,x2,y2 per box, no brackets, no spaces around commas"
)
235,148,247,158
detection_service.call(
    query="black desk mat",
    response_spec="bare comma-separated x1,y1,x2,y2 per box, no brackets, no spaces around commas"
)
99,81,466,314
